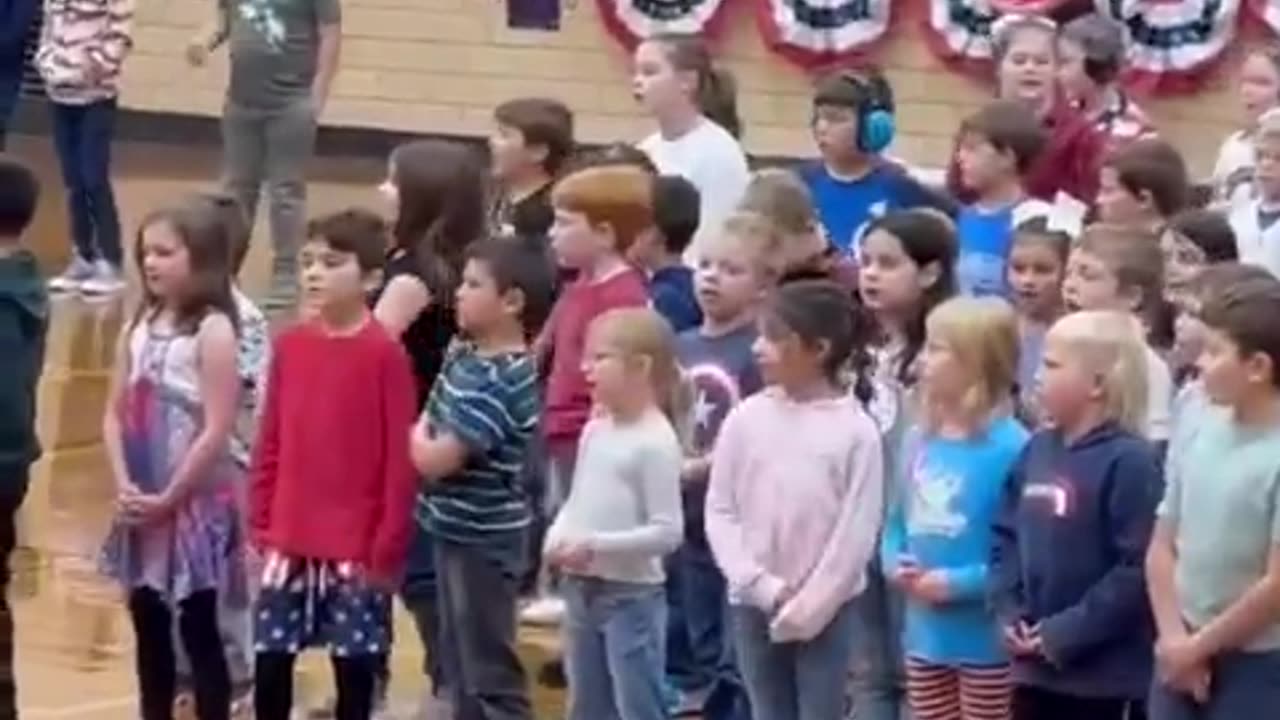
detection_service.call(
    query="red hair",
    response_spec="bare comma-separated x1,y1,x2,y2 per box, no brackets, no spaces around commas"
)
552,165,654,252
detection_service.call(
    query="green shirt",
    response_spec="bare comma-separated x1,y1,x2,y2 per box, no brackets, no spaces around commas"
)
224,0,340,109
1159,402,1280,652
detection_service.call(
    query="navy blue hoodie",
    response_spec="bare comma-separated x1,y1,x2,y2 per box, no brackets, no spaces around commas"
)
990,421,1160,700
0,248,47,481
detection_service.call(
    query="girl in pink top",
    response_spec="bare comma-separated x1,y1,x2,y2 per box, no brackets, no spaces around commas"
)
706,280,885,720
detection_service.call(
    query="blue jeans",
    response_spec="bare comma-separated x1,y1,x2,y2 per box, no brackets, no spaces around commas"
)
1148,649,1280,720
0,68,19,150
51,99,122,266
732,599,859,720
401,523,445,693
850,561,909,720
665,523,726,691
563,577,668,720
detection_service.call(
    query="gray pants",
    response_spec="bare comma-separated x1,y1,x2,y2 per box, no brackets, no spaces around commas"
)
221,99,316,276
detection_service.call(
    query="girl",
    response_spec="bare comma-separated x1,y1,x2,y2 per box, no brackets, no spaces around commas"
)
1057,14,1156,152
100,199,242,720
883,295,1029,720
634,33,751,262
1005,217,1070,425
1212,46,1280,205
946,14,1105,205
545,307,685,720
738,168,852,286
992,310,1160,720
707,280,885,720
1063,225,1173,444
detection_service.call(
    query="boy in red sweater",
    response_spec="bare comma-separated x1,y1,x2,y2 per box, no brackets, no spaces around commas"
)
521,165,652,627
249,209,417,720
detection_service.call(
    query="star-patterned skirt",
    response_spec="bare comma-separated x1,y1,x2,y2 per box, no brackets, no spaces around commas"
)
252,551,392,657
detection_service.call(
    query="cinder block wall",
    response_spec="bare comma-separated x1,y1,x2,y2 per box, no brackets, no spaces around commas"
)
124,0,1243,174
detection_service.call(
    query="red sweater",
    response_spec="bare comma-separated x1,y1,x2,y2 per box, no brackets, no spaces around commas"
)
948,97,1106,206
249,318,418,582
542,268,648,447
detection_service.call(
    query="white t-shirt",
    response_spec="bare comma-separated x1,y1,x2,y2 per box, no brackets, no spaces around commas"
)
640,118,750,265
1212,130,1255,207
1145,344,1173,443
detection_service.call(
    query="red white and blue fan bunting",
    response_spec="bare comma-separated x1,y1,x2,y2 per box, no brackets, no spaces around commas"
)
754,0,895,68
1097,0,1241,94
595,0,732,49
922,0,1001,75
1247,0,1280,36
989,0,1074,12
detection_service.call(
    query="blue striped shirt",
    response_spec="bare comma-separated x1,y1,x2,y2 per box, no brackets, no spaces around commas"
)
418,345,539,544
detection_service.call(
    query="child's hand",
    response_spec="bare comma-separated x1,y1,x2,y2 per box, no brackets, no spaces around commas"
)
547,539,593,572
906,570,949,604
124,492,173,525
889,554,921,587
1156,634,1206,687
1002,621,1041,657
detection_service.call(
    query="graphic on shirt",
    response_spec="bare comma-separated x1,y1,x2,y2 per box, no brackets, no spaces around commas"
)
958,251,1007,297
238,0,286,51
850,199,888,254
687,362,743,455
908,461,967,538
1025,477,1074,518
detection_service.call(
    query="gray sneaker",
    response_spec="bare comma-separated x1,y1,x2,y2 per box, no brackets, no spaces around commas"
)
80,260,127,295
48,256,96,293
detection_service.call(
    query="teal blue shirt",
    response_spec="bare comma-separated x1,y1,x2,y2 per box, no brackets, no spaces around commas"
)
1160,403,1280,651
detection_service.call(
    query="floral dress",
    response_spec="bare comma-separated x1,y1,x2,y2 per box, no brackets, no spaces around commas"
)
100,316,242,604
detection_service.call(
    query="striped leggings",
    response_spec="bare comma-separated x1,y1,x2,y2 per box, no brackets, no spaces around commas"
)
905,656,1012,720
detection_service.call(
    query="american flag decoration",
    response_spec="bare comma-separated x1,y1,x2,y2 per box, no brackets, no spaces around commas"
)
753,0,895,68
595,0,732,49
1097,0,1241,94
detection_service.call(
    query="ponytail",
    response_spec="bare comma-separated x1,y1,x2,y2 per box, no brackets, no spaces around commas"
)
650,33,744,139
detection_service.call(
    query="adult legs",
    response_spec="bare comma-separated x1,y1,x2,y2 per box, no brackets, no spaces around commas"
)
261,98,317,307
76,99,122,268
50,103,94,262
220,102,267,267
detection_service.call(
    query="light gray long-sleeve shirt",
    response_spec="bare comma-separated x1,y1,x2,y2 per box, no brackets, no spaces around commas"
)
544,408,683,585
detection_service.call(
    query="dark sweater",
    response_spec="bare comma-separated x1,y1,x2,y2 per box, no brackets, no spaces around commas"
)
0,0,36,62
0,249,47,478
990,422,1160,700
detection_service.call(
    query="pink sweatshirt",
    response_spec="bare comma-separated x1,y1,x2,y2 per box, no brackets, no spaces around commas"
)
706,387,884,643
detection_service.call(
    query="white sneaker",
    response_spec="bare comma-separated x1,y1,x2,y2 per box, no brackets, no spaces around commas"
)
80,260,126,295
518,596,566,626
48,256,96,293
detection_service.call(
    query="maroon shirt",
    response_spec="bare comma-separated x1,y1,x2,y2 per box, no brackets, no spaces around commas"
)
948,97,1106,206
541,268,648,447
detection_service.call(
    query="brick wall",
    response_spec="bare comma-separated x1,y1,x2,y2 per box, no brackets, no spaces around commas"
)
124,0,1244,175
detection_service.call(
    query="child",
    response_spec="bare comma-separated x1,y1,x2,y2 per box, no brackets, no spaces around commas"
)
185,0,342,310
38,0,132,295
1228,108,1280,279
1146,274,1280,719
1006,217,1070,424
882,296,1029,720
992,310,1161,720
545,307,685,720
630,174,703,333
666,211,780,716
1212,47,1280,205
707,280,885,720
249,209,417,720
1097,138,1189,233
738,168,848,287
99,198,243,720
1170,209,1239,267
1064,225,1173,444
954,100,1051,298
1058,14,1156,152
409,238,555,720
798,67,955,255
0,158,43,717
489,97,575,240
634,33,750,262
521,164,652,626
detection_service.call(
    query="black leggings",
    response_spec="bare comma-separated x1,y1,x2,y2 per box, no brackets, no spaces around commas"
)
130,587,230,720
255,651,381,720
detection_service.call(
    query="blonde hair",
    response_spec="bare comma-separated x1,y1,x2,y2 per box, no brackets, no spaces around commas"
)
1046,311,1150,433
1258,107,1280,143
738,169,825,271
552,165,654,252
588,307,691,435
923,296,1020,431
710,210,786,279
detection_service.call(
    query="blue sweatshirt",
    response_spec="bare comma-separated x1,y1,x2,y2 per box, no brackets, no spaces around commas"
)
990,422,1160,700
798,160,956,255
882,415,1028,665
650,265,701,334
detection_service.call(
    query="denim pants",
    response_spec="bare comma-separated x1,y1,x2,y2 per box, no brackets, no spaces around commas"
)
0,67,20,150
435,535,531,720
732,598,859,720
0,467,29,717
849,560,909,720
1148,649,1280,720
221,98,316,275
51,99,122,266
401,522,445,694
563,577,668,720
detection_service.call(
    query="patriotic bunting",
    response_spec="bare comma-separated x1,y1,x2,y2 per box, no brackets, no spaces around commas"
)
595,0,733,49
752,0,895,68
921,0,1003,76
1096,0,1242,94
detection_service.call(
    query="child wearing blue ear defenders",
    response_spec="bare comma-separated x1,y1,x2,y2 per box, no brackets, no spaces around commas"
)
798,68,956,257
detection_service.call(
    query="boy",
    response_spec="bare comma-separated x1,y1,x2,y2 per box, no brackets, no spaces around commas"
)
1229,108,1280,279
954,100,1050,297
0,157,44,718
668,211,778,718
630,174,703,333
1146,275,1280,719
519,164,651,626
798,68,955,255
38,0,132,295
1097,138,1189,232
409,238,555,720
249,209,417,720
489,97,575,240
186,0,342,310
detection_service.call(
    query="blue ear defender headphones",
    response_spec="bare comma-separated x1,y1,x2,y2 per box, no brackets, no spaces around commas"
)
843,71,896,154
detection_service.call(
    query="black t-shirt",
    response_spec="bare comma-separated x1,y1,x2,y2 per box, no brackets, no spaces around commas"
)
372,249,457,409
492,183,554,239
